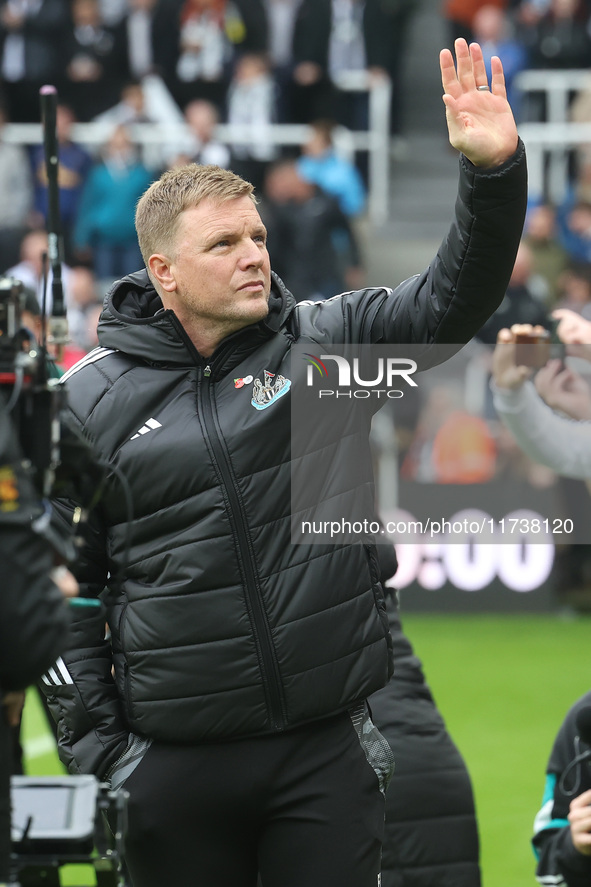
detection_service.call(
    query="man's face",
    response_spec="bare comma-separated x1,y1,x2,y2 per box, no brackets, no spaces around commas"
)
163,195,272,337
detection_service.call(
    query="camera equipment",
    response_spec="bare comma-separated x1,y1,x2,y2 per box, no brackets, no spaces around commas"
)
39,85,67,356
0,274,66,501
0,85,128,887
10,776,129,887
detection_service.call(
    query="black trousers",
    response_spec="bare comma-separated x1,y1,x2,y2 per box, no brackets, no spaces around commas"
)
121,711,389,887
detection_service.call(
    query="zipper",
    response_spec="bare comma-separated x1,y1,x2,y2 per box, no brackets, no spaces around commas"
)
166,316,287,730
197,364,287,731
119,607,135,716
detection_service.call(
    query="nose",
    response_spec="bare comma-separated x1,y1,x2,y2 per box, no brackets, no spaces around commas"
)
238,237,265,269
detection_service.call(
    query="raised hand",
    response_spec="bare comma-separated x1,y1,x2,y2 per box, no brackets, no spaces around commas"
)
552,307,591,345
492,327,534,390
440,39,519,168
534,359,591,420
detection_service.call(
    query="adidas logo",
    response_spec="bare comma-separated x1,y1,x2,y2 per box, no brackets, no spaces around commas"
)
130,417,162,440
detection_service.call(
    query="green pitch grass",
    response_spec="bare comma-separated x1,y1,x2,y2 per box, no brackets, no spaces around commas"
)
20,613,590,887
401,612,590,887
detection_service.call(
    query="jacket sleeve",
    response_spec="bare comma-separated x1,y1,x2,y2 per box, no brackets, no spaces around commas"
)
296,140,527,350
39,495,130,780
535,825,591,887
0,410,69,692
533,693,591,887
37,376,131,781
492,380,591,479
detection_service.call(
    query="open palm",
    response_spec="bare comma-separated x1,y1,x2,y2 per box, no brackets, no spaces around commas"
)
440,39,519,168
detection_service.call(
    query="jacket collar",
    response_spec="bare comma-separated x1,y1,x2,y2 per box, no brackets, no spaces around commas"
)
97,268,295,370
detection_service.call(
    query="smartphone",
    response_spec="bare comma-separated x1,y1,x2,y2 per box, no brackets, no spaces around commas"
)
514,329,551,368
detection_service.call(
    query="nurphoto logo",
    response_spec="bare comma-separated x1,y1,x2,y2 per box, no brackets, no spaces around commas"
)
303,352,418,399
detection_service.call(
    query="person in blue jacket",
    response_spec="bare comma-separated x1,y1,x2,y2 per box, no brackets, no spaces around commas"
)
73,124,153,281
297,118,366,217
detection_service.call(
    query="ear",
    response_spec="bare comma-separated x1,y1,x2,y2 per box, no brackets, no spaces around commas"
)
148,253,177,293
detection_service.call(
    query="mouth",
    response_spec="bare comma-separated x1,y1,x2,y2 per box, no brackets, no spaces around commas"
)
238,280,266,293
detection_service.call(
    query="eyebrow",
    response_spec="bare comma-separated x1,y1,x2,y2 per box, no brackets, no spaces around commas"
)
206,224,267,245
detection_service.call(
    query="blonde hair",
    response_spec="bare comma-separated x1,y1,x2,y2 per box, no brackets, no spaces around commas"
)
135,164,256,267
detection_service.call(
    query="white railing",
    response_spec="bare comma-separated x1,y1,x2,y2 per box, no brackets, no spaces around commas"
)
514,68,591,124
3,73,392,225
514,69,591,201
519,121,591,202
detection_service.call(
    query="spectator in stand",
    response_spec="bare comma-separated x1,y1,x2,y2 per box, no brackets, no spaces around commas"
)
61,0,122,122
0,104,33,270
5,228,73,316
291,0,416,136
297,118,366,217
226,52,278,193
553,262,591,318
260,157,363,301
111,0,181,95
95,79,155,126
557,196,591,265
442,0,509,46
476,241,550,343
93,78,184,172
236,0,303,122
491,321,591,476
66,264,103,352
519,0,591,71
523,202,570,306
171,0,246,113
167,98,230,169
0,0,70,122
470,4,527,114
73,125,153,281
31,103,93,264
99,0,127,26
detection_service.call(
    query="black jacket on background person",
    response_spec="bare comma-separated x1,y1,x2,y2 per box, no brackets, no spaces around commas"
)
371,599,481,887
41,143,527,784
370,545,481,886
0,400,69,882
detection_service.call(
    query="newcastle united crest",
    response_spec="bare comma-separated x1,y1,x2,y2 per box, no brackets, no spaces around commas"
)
251,370,291,410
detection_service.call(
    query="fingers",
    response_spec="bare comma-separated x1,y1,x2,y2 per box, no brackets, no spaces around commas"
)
571,789,591,810
440,39,498,95
569,791,591,855
454,38,475,90
469,42,488,89
440,46,459,97
496,327,514,343
490,56,507,99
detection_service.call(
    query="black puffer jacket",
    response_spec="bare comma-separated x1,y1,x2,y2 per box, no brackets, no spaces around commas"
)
43,143,527,781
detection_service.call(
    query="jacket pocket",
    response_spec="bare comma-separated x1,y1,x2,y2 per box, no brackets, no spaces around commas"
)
105,733,152,791
364,544,394,680
349,701,395,795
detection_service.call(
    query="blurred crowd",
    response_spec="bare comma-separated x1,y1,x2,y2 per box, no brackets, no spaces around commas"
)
4,0,591,367
5,2,591,454
1,0,418,366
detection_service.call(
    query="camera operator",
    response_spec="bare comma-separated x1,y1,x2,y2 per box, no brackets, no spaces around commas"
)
532,691,591,887
0,394,75,886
